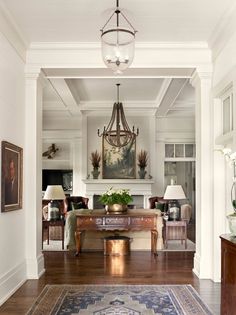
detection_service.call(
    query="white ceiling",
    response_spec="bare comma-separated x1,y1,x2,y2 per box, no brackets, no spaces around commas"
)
43,77,195,120
66,78,164,101
3,0,235,44
3,1,216,122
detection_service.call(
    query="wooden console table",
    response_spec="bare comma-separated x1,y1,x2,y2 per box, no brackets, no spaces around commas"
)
75,209,158,256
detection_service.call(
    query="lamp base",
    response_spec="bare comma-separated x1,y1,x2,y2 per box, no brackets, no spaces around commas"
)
168,200,181,221
47,200,60,221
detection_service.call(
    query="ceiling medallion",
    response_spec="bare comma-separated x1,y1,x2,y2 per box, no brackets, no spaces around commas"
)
100,0,137,74
98,83,139,147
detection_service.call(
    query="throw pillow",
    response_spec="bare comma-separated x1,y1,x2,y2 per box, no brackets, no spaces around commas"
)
155,202,164,212
71,201,85,210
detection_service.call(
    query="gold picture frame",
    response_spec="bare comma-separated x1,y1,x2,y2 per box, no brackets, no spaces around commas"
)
1,141,23,212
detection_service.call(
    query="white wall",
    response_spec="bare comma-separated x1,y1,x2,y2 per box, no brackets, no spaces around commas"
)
0,32,26,304
213,30,236,87
211,27,236,281
42,141,72,170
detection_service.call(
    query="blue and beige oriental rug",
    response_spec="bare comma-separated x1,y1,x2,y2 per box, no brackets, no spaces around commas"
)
27,284,213,315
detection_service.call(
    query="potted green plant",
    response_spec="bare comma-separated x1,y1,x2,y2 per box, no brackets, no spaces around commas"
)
90,150,101,179
137,150,148,179
99,187,133,213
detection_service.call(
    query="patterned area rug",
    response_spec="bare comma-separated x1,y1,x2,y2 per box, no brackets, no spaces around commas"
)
27,284,213,315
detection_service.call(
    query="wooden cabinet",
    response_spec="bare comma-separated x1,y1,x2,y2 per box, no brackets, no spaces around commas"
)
220,234,236,315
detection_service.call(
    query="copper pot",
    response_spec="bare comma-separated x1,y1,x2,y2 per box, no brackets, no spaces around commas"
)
104,236,130,256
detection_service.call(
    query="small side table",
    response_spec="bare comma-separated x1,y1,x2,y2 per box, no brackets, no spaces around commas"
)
164,220,187,249
42,219,64,250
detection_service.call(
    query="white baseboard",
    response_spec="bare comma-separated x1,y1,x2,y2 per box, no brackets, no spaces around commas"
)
193,252,200,277
26,253,45,279
0,261,27,306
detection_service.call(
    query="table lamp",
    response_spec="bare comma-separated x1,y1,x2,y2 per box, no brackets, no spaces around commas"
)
163,184,186,221
43,185,66,220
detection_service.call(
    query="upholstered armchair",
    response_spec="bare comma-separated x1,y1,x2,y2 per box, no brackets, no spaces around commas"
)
149,196,168,212
64,196,89,213
180,203,192,223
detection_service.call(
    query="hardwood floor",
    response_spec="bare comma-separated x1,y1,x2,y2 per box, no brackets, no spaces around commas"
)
0,251,220,315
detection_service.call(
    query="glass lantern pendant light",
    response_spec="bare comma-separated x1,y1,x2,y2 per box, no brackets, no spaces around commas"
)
98,84,139,147
100,0,137,74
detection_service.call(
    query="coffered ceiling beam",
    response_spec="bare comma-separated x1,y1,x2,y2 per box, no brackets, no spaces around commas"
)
156,78,188,117
48,78,80,116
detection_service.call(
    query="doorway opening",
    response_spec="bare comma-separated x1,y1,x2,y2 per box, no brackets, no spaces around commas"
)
164,161,195,243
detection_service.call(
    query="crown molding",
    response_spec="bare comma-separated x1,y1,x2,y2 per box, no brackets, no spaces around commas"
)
79,100,158,116
29,41,209,51
208,2,236,61
156,131,195,142
0,1,27,62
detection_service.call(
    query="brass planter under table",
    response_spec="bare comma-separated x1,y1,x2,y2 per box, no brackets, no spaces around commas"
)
104,235,130,256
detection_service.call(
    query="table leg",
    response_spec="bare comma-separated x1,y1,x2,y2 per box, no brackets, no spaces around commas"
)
151,229,158,255
185,224,187,249
165,226,168,249
62,224,64,250
42,222,44,249
75,230,82,256
47,226,49,245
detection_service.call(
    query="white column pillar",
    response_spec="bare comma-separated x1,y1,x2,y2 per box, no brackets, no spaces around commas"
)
81,115,88,195
72,138,82,196
212,98,226,282
25,69,45,278
190,69,213,279
156,139,165,196
149,116,157,194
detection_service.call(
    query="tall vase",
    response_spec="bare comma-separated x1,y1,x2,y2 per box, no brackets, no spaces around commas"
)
138,167,146,179
92,167,100,179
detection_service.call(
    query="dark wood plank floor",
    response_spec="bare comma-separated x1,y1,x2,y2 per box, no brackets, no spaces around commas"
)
0,251,220,315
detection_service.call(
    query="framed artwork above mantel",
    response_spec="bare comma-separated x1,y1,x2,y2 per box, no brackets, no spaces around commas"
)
102,136,136,179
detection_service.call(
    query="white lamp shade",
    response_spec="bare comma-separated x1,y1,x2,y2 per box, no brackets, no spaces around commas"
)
43,185,65,200
163,185,186,200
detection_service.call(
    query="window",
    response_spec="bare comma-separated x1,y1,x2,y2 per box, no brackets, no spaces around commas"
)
165,143,195,158
165,144,174,158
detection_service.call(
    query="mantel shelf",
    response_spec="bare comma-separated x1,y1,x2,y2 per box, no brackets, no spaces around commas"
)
83,179,155,184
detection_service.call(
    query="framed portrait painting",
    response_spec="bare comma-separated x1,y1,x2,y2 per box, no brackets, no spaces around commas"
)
102,137,136,179
1,141,23,212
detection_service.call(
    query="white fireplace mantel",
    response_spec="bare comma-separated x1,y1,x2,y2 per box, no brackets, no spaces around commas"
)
82,179,155,209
